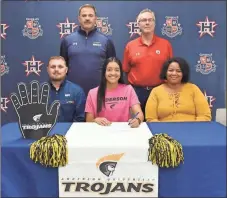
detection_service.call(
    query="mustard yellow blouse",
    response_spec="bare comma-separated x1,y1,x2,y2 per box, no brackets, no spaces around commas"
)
145,83,211,122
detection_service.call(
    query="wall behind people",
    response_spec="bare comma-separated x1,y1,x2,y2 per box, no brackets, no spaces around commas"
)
1,1,226,124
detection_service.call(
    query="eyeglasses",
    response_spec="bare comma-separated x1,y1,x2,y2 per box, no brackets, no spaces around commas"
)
139,18,155,23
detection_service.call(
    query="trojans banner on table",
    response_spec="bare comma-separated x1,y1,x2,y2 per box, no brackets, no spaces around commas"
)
59,123,159,197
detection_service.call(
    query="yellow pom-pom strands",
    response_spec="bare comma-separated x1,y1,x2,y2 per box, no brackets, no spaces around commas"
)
148,133,184,168
30,134,68,167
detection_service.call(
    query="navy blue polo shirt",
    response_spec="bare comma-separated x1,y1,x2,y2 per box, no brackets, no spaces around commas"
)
60,26,116,95
48,80,86,122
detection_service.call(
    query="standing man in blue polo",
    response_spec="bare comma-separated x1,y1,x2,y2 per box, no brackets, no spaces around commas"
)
47,56,86,122
60,4,116,95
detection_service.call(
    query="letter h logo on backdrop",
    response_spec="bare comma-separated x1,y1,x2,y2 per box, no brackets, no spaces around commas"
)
126,21,141,38
57,18,78,39
196,16,218,38
22,56,43,76
1,23,9,39
1,97,10,113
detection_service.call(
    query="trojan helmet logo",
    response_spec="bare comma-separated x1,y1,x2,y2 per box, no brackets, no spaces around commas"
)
96,153,124,177
33,114,42,122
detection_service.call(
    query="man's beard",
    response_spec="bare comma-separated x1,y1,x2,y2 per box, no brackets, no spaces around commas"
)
51,77,64,82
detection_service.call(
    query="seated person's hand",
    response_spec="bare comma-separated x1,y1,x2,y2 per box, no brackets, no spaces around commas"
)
94,117,112,126
128,118,140,128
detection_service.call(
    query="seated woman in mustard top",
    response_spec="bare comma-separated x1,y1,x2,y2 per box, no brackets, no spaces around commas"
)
145,57,211,122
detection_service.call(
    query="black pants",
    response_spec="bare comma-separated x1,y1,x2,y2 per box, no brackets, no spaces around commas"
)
133,86,154,117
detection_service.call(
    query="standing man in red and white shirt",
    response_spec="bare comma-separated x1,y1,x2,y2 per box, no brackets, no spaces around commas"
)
123,8,173,115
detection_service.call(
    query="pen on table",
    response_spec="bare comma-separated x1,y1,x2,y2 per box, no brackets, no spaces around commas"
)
128,112,140,125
